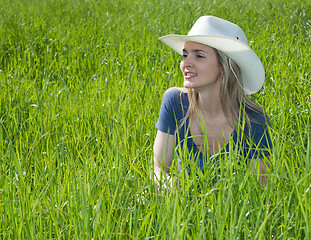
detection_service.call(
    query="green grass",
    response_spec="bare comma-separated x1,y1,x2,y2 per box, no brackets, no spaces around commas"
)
0,0,310,239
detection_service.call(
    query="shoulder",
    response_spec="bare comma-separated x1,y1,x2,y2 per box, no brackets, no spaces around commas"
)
162,87,189,106
156,88,188,134
242,106,273,158
245,107,272,144
246,106,271,127
163,87,186,99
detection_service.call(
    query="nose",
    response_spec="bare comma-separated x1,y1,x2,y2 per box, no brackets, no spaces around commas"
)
182,57,194,68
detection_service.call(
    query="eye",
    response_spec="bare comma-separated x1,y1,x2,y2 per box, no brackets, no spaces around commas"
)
182,54,187,58
197,54,205,59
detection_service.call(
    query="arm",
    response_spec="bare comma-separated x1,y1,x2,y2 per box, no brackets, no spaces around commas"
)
153,130,175,188
249,116,273,186
252,157,271,186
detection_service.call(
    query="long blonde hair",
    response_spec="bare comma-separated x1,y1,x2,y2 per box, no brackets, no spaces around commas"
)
176,48,265,131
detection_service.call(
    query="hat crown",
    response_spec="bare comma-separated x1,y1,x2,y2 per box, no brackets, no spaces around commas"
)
188,16,248,45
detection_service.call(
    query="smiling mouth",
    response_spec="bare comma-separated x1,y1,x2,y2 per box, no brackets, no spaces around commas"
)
185,72,198,78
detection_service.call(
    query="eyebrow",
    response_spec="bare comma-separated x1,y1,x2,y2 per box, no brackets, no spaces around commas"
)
182,49,207,54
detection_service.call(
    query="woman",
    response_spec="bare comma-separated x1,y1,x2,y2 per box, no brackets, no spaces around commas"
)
153,16,272,187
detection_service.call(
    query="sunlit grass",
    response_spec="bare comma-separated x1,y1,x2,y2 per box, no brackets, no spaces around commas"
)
0,0,310,238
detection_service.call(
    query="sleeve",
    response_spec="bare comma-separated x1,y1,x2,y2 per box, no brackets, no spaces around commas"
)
155,89,182,135
244,117,273,159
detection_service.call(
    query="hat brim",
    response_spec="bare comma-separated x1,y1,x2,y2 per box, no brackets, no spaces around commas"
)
159,35,264,94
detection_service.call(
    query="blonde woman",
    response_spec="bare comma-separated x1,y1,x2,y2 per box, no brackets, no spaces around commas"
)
153,16,272,187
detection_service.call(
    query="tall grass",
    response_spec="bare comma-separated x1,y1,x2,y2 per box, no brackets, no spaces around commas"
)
0,0,310,238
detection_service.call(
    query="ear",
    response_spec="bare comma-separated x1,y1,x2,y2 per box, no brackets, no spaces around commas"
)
219,65,224,76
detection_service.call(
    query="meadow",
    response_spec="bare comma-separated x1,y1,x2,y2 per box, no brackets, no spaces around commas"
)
0,0,310,239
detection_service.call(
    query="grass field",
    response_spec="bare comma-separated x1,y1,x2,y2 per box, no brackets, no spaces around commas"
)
0,0,310,239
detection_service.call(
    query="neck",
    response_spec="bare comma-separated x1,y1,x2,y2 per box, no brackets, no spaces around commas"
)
196,87,224,119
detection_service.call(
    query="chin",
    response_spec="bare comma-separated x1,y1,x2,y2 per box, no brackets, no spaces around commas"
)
183,81,194,89
184,82,199,89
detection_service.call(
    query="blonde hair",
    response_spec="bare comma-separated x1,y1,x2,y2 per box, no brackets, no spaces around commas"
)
176,48,264,131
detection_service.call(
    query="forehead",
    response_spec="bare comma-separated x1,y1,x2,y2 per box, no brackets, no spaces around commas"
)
183,41,215,52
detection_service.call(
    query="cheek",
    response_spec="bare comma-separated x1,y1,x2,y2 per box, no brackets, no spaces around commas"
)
180,61,184,71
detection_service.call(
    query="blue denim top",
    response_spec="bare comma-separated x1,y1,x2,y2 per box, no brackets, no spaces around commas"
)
155,89,272,173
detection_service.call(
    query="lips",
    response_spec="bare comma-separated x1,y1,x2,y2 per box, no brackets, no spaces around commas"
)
184,71,198,79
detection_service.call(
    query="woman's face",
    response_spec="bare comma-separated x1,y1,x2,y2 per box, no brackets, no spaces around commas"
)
180,41,223,90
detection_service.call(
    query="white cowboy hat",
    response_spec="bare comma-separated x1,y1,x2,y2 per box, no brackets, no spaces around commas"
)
159,16,265,94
